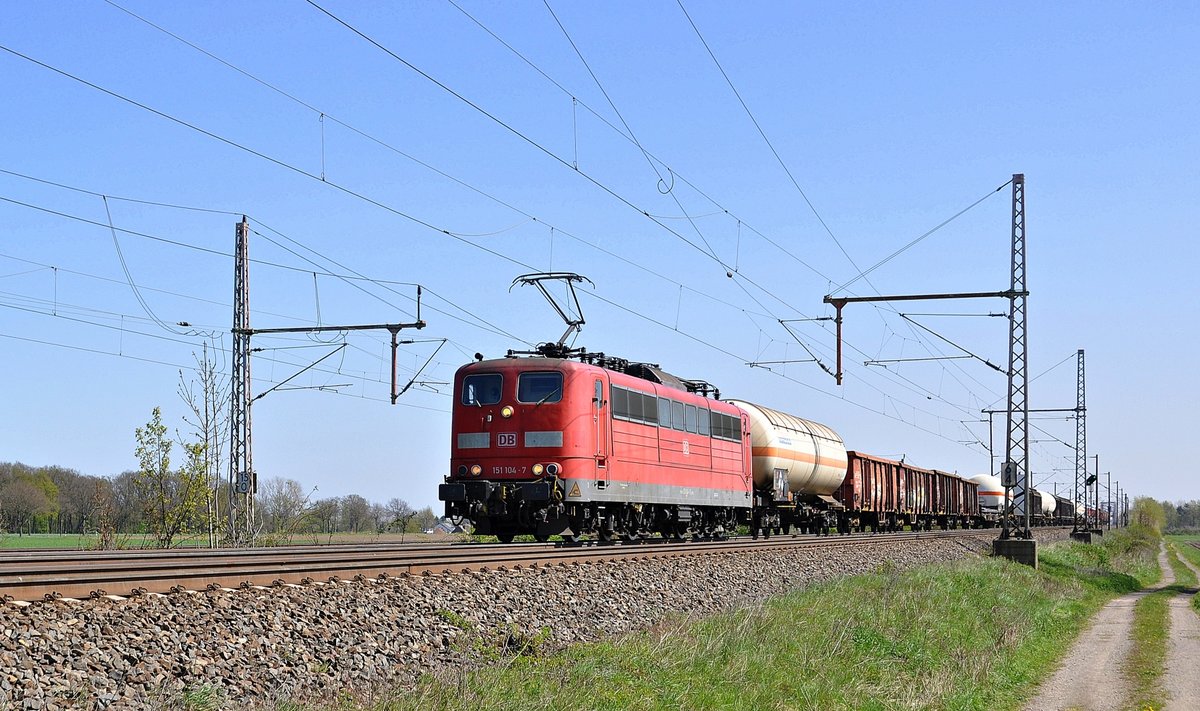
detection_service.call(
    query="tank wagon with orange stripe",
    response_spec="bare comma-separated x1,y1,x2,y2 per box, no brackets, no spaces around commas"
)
727,400,849,536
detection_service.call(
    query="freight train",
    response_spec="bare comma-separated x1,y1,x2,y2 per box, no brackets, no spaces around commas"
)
438,348,1075,542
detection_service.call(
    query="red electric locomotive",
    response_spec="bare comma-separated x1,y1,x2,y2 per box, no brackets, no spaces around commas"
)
438,347,752,542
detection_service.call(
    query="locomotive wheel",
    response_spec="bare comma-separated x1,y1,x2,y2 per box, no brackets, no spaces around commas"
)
562,533,582,543
599,529,617,543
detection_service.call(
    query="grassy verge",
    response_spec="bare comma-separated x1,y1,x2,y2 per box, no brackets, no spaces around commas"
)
1167,535,1200,613
1126,589,1172,711
1123,541,1194,711
271,530,1163,711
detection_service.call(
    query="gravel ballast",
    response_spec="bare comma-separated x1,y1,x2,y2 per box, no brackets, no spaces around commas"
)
0,529,1070,709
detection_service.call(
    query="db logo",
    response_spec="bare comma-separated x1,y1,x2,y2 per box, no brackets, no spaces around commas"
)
682,440,690,456
498,433,517,448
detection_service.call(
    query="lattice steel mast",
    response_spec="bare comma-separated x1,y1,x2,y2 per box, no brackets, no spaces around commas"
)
1073,349,1086,532
1000,174,1031,540
229,217,255,544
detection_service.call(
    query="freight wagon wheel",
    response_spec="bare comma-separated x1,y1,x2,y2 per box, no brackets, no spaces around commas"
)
534,534,550,543
496,533,515,543
561,533,582,544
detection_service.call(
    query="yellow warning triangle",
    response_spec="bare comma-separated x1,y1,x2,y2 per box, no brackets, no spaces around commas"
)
568,482,581,498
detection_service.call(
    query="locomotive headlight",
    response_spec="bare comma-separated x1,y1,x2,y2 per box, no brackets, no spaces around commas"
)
532,463,544,476
469,464,482,476
456,465,468,477
500,405,514,419
545,462,560,476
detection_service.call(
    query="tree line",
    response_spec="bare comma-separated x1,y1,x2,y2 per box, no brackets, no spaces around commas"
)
1156,499,1200,533
0,457,438,544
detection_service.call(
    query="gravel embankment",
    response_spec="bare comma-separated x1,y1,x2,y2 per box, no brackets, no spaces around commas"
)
1,529,1069,710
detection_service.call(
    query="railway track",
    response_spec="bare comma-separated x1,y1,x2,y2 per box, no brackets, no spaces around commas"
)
0,528,1042,604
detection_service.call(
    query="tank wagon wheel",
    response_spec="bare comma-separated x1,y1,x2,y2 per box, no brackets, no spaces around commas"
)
496,533,515,544
534,534,551,543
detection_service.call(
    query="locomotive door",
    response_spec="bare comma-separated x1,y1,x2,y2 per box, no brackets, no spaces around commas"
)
592,377,610,484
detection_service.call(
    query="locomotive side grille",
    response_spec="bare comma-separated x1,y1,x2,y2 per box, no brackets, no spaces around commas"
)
524,431,564,447
458,433,490,449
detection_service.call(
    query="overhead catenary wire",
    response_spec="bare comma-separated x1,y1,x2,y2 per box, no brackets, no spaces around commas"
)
543,0,724,267
1,24,1013,460
436,0,1017,427
86,3,996,422
0,166,530,346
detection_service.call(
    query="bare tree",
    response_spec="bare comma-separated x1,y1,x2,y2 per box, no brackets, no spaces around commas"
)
0,478,51,534
309,498,340,538
258,477,310,539
340,495,371,533
385,498,418,536
109,470,144,533
178,342,230,547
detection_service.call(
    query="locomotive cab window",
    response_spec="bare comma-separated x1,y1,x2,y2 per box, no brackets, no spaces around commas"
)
517,371,563,404
462,373,503,405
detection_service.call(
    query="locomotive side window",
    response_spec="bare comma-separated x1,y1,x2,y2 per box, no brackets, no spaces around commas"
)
612,385,658,425
671,401,686,431
517,371,563,404
684,404,699,434
462,373,503,405
642,394,658,424
658,398,670,428
711,411,740,441
611,386,629,417
697,405,711,436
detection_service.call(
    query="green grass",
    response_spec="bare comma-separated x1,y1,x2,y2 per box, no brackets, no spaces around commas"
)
1122,540,1198,710
0,532,218,550
0,531,459,550
266,531,1161,711
1167,535,1200,615
1126,588,1172,711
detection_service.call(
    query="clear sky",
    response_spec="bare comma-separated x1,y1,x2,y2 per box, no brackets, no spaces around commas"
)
1,1,1196,510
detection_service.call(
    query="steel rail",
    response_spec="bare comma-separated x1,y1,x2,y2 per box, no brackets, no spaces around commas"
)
0,528,1057,604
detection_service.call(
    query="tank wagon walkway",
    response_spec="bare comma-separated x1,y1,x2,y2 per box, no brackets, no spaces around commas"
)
1024,542,1200,711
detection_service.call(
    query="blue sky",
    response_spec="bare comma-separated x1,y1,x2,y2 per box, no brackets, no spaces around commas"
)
1,1,1196,509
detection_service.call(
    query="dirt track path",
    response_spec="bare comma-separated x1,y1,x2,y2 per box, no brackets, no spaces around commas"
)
1163,544,1200,711
1023,543,1173,711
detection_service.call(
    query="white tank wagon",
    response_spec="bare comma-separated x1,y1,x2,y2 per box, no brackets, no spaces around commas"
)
970,473,1009,512
729,400,848,497
1035,488,1056,517
728,400,849,537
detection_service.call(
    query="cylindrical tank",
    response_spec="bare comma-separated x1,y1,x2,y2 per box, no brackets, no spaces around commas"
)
1035,489,1055,516
970,473,1010,510
728,400,848,496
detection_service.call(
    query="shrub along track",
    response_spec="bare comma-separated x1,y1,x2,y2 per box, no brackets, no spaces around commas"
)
0,528,1054,604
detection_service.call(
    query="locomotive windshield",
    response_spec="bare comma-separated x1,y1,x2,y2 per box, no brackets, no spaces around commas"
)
517,371,563,404
462,373,503,405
